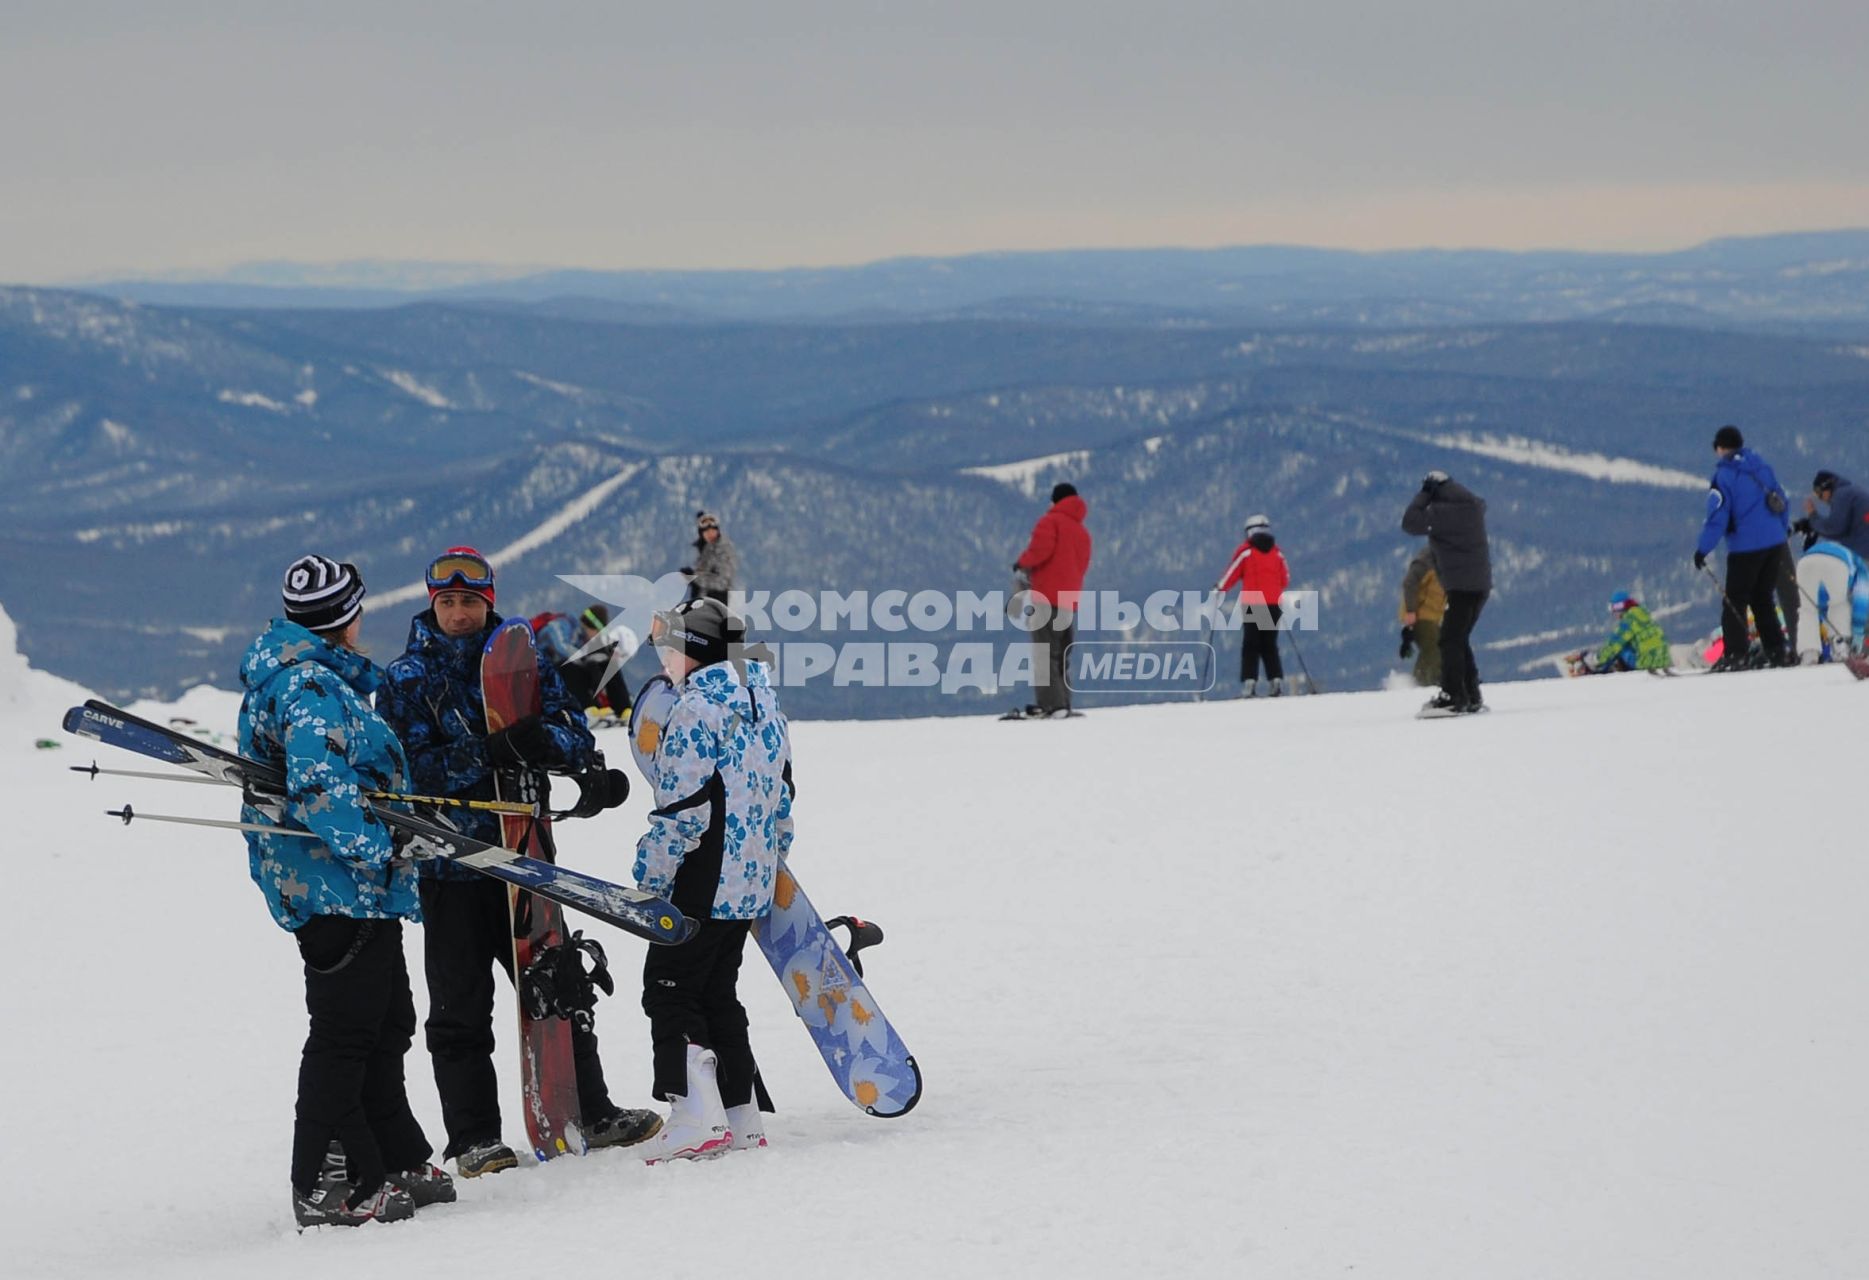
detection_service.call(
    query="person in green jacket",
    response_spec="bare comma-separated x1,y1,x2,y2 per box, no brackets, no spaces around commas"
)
1572,591,1671,674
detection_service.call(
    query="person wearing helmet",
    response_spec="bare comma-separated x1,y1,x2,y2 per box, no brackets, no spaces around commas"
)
1215,513,1291,697
1571,592,1671,674
634,597,793,1162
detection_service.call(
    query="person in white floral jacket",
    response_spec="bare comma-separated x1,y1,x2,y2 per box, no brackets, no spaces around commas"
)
634,597,793,1162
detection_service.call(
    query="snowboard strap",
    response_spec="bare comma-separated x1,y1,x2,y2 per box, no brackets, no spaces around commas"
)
825,915,885,978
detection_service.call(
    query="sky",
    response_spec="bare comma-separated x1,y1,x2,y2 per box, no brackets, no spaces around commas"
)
5,0,1869,283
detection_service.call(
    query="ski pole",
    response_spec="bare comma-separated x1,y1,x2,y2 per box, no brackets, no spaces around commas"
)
1194,600,1218,702
104,803,320,837
1283,619,1320,694
71,762,537,817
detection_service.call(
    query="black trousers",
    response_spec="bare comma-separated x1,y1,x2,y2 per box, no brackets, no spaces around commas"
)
1439,590,1489,705
1034,609,1076,713
1770,541,1801,654
291,916,431,1196
1723,546,1790,660
641,918,762,1109
1240,604,1284,683
419,876,617,1157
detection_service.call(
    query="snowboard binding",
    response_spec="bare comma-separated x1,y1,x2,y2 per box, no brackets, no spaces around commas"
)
520,931,616,1032
825,915,885,977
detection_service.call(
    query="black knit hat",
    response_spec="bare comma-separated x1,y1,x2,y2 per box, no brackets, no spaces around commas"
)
282,555,365,632
1814,469,1840,493
1050,482,1078,504
1713,425,1744,451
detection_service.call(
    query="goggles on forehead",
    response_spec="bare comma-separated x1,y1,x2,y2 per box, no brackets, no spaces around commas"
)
697,516,720,531
426,552,494,592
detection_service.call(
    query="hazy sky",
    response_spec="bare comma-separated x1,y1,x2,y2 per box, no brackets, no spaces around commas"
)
5,0,1868,282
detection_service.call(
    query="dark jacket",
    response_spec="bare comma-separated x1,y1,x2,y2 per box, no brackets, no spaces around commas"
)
1808,474,1869,560
376,610,596,877
1401,481,1492,593
1697,447,1790,557
1016,494,1093,609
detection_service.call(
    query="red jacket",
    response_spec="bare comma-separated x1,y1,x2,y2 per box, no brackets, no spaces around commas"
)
1217,539,1289,606
1016,495,1092,608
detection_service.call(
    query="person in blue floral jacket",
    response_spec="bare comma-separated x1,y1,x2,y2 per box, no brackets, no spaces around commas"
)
239,554,450,1228
635,597,794,1163
375,546,658,1176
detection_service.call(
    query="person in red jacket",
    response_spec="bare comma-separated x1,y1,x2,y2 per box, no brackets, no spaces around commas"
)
1215,513,1291,697
1011,482,1093,718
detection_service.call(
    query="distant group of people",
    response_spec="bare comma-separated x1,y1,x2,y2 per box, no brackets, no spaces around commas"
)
245,515,786,1228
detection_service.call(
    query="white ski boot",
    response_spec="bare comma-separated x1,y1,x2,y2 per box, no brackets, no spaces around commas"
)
643,1044,731,1164
725,1102,767,1151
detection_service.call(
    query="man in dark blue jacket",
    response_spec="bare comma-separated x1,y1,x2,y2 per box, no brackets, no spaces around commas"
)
1796,471,1869,561
1694,425,1796,670
1401,471,1492,716
377,546,657,1177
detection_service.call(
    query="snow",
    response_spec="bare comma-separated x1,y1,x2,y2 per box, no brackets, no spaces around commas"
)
218,389,290,413
1427,432,1706,490
380,370,454,410
7,599,1869,1278
372,464,647,608
961,450,1093,497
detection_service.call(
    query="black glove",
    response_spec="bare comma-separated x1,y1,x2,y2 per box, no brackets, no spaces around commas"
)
1802,529,1819,551
1399,625,1415,658
1792,517,1814,536
564,767,630,820
1693,550,1708,571
679,565,695,576
486,716,555,769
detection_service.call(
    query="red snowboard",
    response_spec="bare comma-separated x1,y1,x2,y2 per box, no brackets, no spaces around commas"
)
483,619,586,1161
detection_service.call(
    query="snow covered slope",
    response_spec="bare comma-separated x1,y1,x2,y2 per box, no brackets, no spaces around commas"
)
5,606,1866,1278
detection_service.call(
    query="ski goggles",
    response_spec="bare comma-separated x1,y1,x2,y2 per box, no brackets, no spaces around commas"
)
650,602,731,650
697,514,720,532
426,551,495,593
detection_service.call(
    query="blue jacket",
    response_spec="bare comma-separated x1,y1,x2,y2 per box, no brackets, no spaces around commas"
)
238,619,419,931
376,610,597,878
1803,540,1869,638
1697,448,1790,557
1808,475,1869,561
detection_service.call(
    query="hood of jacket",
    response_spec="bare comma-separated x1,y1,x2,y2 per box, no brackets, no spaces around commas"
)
1048,494,1089,524
240,618,382,700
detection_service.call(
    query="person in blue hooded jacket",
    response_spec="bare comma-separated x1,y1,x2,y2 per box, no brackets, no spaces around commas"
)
239,555,450,1228
376,546,658,1178
1694,425,1797,670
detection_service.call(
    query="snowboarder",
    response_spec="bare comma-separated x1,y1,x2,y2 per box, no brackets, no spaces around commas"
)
376,546,659,1178
1009,482,1092,719
1398,546,1445,688
1401,471,1492,716
1571,591,1671,674
1215,513,1290,696
683,511,738,603
239,555,450,1228
536,604,638,723
1694,425,1796,671
635,597,792,1161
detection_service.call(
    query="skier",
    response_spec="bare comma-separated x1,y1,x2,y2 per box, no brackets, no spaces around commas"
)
239,555,450,1228
536,604,638,724
1214,513,1290,696
1794,534,1869,662
1694,425,1796,671
683,511,738,603
1570,592,1671,674
1398,546,1445,688
1401,470,1492,716
635,597,791,1161
1008,482,1093,719
376,546,660,1178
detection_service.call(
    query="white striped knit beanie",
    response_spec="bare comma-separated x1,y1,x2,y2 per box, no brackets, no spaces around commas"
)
282,555,366,632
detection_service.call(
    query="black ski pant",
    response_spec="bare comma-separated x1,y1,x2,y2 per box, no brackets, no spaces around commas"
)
641,917,763,1110
1034,608,1076,714
1770,541,1801,655
1439,590,1489,706
418,876,617,1157
1240,603,1284,684
291,915,431,1197
1722,545,1790,662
